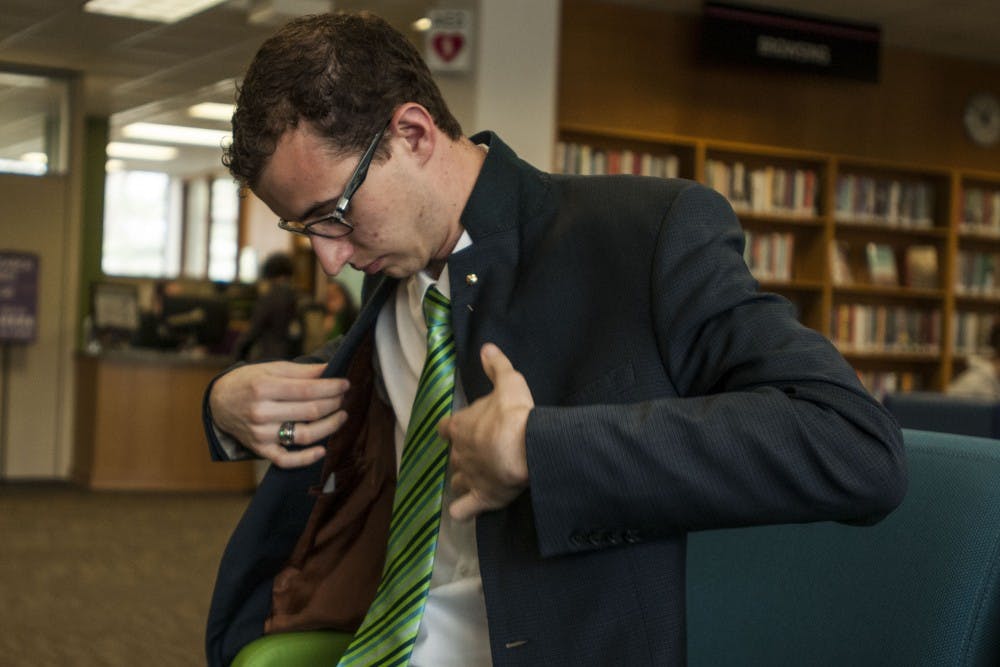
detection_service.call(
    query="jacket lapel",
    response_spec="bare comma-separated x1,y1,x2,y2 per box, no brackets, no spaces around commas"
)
320,275,397,379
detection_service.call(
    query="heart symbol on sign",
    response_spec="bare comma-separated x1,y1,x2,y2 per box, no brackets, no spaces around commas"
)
432,33,465,63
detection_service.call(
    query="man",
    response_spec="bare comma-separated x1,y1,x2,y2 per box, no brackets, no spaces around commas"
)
232,252,301,362
204,11,907,667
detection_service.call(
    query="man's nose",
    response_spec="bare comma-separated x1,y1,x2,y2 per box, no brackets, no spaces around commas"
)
311,235,354,275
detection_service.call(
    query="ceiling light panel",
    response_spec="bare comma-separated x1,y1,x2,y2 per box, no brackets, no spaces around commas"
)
121,122,231,147
83,0,228,24
106,142,179,161
188,102,235,122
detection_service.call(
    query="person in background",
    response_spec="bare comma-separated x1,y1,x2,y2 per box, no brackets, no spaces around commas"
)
232,252,301,361
201,11,907,667
130,280,183,350
948,322,1000,398
322,277,358,340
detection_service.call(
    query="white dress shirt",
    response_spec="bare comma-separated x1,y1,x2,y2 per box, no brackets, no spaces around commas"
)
374,231,492,666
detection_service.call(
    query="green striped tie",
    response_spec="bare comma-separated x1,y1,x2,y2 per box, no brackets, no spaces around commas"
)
338,285,455,666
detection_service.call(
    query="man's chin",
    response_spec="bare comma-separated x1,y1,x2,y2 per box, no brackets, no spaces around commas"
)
355,258,427,279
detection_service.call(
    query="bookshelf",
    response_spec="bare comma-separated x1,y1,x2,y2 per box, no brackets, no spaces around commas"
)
953,172,1000,381
555,124,1000,396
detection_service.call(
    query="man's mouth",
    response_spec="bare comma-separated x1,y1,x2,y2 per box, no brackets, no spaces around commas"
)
354,257,383,274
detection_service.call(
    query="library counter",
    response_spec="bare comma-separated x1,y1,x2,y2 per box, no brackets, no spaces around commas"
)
74,349,257,491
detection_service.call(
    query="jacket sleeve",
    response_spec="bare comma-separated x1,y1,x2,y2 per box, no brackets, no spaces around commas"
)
525,183,907,557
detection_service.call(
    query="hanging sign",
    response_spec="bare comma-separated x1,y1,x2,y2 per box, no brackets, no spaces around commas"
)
0,251,39,344
700,1,881,82
425,9,473,73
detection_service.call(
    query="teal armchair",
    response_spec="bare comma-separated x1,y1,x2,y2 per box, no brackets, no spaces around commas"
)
883,391,1000,438
230,429,1000,666
687,428,1000,666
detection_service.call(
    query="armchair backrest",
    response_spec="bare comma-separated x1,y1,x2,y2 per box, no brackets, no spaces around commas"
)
883,391,1000,438
687,428,1000,666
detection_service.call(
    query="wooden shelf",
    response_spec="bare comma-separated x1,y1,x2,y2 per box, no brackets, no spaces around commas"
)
556,127,1000,393
832,285,945,300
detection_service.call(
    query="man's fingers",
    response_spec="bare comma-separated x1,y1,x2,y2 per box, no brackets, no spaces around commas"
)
259,443,327,469
449,492,483,522
268,375,350,402
296,409,349,444
479,343,514,383
268,361,329,378
449,470,471,496
249,395,348,426
252,410,348,448
228,362,347,401
437,414,453,440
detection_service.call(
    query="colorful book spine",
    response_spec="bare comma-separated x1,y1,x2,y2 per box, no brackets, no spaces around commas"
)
834,174,936,228
554,141,681,179
705,159,819,217
961,185,1000,236
742,231,795,281
830,304,941,354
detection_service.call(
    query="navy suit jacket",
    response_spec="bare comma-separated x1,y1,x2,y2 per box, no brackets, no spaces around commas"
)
204,133,907,666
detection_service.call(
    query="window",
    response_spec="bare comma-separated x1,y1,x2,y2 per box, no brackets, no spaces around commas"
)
102,170,182,277
208,177,240,281
102,171,243,280
0,70,71,176
183,178,209,279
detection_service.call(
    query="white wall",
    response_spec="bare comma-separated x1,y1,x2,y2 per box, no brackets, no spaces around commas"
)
472,0,559,171
0,173,80,478
431,0,560,171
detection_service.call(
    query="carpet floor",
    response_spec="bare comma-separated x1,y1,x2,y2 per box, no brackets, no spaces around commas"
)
0,484,250,666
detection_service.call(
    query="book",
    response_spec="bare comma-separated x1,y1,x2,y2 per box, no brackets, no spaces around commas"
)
829,240,853,285
865,242,898,287
903,245,939,289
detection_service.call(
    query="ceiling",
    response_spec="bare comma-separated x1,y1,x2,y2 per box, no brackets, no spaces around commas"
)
1,0,999,176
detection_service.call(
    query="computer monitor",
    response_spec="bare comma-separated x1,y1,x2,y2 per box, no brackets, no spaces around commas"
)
160,294,230,350
91,282,140,338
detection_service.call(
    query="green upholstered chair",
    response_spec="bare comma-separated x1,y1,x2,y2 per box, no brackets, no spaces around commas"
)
230,630,353,667
687,428,1000,666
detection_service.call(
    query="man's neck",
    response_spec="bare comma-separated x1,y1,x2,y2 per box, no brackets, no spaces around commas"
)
424,137,486,277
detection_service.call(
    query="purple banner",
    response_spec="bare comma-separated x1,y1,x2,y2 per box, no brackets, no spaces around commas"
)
0,251,39,344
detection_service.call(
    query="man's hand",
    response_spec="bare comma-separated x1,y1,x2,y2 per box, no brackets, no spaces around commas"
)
438,343,533,521
209,361,350,468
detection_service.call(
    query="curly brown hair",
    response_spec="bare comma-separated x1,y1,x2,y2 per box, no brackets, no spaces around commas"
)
223,11,463,188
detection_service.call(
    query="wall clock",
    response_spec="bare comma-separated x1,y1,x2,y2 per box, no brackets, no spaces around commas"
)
963,92,1000,148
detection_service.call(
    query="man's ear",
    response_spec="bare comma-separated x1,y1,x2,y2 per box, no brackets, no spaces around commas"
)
391,103,436,165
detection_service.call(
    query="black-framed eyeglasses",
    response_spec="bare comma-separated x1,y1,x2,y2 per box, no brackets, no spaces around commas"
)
277,120,391,240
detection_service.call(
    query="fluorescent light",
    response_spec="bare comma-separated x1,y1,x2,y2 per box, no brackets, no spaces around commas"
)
0,158,46,175
412,17,432,32
247,0,333,26
121,122,231,147
83,0,227,23
20,152,48,165
188,102,235,122
0,72,48,88
105,159,126,172
106,142,178,161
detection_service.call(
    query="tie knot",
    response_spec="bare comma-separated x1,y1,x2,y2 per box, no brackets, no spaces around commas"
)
423,285,450,330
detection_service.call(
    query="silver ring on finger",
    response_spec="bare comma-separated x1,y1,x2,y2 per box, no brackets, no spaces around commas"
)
277,421,296,448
